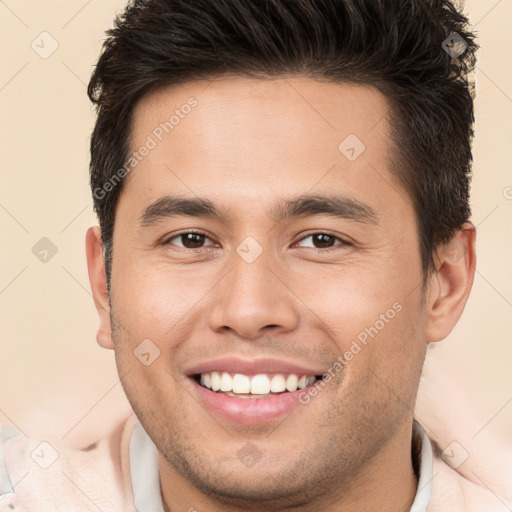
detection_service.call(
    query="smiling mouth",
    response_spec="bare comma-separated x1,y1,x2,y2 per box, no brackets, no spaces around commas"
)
194,372,322,398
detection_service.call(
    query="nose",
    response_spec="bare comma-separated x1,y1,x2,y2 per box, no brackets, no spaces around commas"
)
208,247,300,340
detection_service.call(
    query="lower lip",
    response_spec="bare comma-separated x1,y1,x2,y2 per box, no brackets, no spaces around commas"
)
190,378,314,425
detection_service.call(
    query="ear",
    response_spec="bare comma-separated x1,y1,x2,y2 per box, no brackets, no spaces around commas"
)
425,222,476,343
85,226,114,349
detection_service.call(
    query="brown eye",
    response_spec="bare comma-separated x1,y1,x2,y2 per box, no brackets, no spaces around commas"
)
295,232,347,250
312,234,336,249
165,231,215,249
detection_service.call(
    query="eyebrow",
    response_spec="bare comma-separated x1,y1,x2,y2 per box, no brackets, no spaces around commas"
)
139,193,379,227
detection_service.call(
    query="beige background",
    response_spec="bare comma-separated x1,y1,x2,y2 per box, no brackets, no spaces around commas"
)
0,0,511,449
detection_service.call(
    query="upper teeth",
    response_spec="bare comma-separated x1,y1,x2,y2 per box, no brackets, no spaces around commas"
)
200,372,316,394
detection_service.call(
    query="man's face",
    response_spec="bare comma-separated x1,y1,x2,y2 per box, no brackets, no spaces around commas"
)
108,77,428,503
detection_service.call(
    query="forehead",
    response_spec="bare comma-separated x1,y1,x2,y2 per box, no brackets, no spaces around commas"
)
131,75,391,159
121,76,409,224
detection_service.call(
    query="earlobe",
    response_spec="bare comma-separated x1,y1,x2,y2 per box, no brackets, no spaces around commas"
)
425,222,476,343
85,226,114,350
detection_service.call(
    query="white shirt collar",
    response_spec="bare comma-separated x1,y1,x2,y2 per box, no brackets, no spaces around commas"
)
130,421,165,512
130,419,433,512
410,420,434,511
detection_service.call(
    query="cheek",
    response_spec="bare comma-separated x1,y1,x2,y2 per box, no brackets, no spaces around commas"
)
292,264,407,338
294,261,426,381
110,258,208,343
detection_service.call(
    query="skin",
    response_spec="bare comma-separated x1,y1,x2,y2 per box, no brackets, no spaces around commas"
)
86,76,476,512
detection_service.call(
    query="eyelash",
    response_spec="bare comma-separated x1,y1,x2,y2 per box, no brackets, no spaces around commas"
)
162,230,350,252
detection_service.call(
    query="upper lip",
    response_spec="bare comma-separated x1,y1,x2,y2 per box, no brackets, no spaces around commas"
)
186,357,326,377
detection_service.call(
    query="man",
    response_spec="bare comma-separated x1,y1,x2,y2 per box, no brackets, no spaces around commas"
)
1,0,510,510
